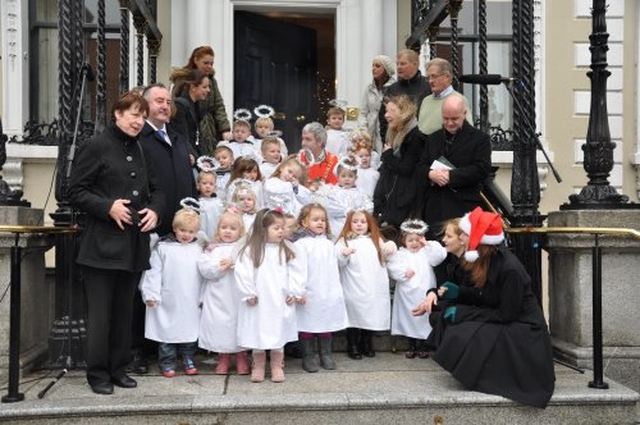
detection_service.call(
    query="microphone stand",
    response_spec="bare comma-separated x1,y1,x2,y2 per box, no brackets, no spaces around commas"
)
503,80,562,183
39,63,92,400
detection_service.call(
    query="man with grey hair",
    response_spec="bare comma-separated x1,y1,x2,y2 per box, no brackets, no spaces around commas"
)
300,121,338,185
418,57,472,135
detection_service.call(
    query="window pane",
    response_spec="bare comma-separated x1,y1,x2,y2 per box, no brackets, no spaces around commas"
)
36,28,60,122
84,0,122,26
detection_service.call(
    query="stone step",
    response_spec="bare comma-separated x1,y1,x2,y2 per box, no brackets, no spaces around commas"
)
1,353,637,424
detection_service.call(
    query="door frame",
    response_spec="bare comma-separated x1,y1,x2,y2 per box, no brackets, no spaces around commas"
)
208,0,398,126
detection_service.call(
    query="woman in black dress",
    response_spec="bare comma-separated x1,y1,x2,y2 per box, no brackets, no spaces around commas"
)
413,207,555,408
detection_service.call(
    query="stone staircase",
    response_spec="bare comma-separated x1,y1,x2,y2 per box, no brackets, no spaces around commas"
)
1,349,637,424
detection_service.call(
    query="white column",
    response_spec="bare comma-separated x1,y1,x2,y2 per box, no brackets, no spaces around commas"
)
1,0,29,137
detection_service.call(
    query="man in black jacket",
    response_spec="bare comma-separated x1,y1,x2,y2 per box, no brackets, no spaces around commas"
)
127,83,197,374
378,49,431,142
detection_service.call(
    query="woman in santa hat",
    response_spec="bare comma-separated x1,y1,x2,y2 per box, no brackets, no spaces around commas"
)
412,207,555,408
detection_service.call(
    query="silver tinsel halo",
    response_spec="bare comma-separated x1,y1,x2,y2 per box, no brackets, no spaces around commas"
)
400,219,429,235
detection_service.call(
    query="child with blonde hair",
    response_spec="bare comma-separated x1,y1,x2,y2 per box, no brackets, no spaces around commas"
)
140,208,203,377
226,156,263,207
229,182,259,232
234,208,305,383
387,219,446,358
294,204,348,372
263,155,312,216
336,209,396,360
197,211,248,375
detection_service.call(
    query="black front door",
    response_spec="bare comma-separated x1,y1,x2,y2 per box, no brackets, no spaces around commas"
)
234,11,318,153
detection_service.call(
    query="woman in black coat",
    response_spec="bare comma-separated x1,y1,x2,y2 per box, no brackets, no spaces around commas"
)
413,208,555,408
373,94,426,229
68,91,164,395
171,69,211,158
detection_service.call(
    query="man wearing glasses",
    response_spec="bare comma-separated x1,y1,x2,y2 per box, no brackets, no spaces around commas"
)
418,58,472,136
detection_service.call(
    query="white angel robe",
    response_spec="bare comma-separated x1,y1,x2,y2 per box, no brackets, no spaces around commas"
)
294,235,348,333
263,177,312,216
259,161,279,180
140,240,203,343
386,243,447,339
356,167,380,199
197,242,242,353
337,235,394,330
199,196,225,240
326,129,349,157
315,184,373,238
234,242,305,350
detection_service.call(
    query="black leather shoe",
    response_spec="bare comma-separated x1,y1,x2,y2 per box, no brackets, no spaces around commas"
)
91,381,114,395
347,344,363,360
111,375,137,388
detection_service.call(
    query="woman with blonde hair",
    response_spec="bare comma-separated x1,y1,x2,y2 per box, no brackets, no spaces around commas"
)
373,94,426,229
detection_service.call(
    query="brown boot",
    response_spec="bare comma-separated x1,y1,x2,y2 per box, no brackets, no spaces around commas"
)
215,353,230,375
250,351,266,383
235,351,250,375
270,351,286,383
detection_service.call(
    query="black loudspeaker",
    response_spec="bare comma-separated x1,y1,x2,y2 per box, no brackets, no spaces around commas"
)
481,166,514,221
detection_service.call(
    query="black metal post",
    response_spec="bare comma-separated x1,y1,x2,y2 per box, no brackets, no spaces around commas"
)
2,235,25,403
119,0,130,93
565,0,632,208
46,0,87,370
478,0,489,133
589,234,609,389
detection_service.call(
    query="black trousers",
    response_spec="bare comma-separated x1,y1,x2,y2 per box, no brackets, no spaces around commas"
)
83,266,138,385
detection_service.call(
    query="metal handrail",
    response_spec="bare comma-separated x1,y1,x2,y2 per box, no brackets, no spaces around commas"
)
505,225,640,389
0,226,78,403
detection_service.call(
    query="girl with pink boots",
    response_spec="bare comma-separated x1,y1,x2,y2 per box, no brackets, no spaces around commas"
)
234,208,305,382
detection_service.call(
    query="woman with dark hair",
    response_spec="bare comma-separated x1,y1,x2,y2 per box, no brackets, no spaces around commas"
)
171,69,211,158
373,94,426,229
413,207,555,408
170,45,232,154
68,91,164,395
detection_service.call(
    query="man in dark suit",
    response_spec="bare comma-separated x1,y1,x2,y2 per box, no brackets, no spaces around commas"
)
128,83,197,374
416,95,492,239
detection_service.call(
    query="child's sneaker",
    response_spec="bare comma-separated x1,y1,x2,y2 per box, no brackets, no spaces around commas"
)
184,357,198,375
162,368,176,378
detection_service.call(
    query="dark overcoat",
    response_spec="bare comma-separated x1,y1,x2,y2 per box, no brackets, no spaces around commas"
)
427,245,556,408
373,126,426,227
416,121,491,236
138,122,196,237
68,124,165,272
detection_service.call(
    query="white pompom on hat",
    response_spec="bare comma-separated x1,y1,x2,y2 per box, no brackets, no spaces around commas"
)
458,207,505,262
373,55,396,78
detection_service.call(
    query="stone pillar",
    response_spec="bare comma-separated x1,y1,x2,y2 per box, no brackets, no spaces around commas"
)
0,207,55,384
546,209,640,392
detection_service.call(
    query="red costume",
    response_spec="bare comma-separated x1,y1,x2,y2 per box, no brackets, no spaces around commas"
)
302,150,338,185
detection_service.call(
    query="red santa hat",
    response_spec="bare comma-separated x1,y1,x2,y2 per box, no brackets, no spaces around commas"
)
458,207,504,262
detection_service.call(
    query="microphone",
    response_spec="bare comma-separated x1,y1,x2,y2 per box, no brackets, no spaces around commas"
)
458,74,517,85
81,63,95,82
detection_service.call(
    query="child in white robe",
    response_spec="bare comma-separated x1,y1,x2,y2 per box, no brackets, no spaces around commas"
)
197,171,224,240
197,212,248,375
336,210,396,360
259,137,283,179
234,208,305,383
386,219,446,358
294,204,348,372
263,155,312,216
225,157,264,208
351,139,380,199
316,158,373,240
139,208,203,377
228,182,258,233
325,106,349,157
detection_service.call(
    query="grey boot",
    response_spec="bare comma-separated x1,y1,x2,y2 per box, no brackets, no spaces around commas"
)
319,337,336,370
301,338,319,373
